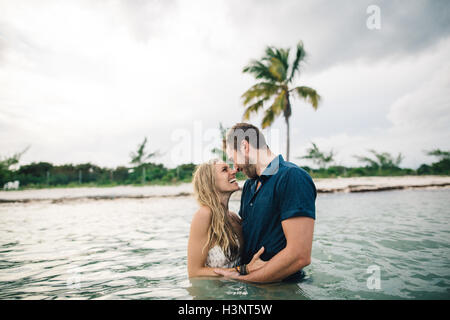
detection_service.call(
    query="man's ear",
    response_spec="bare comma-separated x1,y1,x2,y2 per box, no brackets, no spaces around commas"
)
240,140,249,156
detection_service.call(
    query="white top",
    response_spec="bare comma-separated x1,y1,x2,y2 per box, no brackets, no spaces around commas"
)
205,241,241,268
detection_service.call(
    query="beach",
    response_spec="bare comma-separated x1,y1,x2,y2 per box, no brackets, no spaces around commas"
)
1,175,449,203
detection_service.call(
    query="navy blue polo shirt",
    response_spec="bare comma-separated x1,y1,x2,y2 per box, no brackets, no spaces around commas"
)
238,155,316,280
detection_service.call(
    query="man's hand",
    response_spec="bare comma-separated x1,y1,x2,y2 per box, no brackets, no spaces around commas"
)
247,246,266,273
213,246,266,280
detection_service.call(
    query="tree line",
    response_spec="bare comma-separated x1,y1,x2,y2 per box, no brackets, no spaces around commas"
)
1,139,448,190
298,143,449,178
0,138,196,189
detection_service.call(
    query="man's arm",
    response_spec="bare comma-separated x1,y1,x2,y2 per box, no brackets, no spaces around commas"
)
215,216,314,283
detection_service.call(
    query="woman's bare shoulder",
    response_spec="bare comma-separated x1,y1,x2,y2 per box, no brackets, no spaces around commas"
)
195,205,212,216
191,206,212,225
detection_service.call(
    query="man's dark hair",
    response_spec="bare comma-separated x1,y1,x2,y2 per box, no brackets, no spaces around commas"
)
226,123,268,151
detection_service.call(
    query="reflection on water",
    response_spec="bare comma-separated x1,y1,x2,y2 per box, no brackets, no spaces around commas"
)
187,277,310,300
0,189,449,299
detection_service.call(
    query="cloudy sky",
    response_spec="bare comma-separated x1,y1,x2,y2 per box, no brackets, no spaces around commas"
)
1,0,449,169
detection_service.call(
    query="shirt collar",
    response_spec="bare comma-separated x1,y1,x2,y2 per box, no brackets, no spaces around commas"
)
257,154,283,181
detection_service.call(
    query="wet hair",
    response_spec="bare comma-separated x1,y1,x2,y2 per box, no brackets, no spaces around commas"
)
192,159,240,261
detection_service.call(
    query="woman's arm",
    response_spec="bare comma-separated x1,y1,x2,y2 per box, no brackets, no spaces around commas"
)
187,206,222,278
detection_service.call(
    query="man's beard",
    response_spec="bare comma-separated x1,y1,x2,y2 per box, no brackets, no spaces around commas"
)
241,163,258,179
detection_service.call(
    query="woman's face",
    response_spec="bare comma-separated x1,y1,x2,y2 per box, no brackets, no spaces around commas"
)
214,161,239,193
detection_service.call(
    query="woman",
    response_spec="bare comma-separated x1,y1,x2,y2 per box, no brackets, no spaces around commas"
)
187,159,265,278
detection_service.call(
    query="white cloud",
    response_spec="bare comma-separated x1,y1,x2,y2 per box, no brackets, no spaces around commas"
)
293,38,450,169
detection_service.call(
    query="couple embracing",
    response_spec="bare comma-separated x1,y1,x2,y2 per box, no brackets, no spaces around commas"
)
187,123,316,283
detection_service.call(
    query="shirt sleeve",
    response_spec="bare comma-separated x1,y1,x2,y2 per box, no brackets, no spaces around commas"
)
277,168,317,221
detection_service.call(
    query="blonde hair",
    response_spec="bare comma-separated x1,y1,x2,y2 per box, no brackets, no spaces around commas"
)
192,159,240,261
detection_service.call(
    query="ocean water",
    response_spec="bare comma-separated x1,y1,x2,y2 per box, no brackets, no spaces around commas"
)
0,188,449,299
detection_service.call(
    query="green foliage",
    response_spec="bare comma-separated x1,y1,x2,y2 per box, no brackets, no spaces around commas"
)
418,149,450,175
176,163,196,181
2,144,448,189
299,142,335,169
354,149,403,171
2,159,199,189
0,146,30,185
236,171,246,181
130,137,159,166
307,165,416,179
417,164,432,175
426,149,450,159
211,122,228,161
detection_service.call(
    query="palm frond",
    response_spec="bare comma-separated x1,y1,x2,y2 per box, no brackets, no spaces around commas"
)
288,41,306,82
353,154,379,168
263,46,290,71
261,108,276,129
242,98,267,121
242,60,278,81
395,153,404,166
293,86,321,109
426,149,450,159
270,89,288,115
241,82,281,105
268,57,287,82
260,90,287,128
145,151,159,160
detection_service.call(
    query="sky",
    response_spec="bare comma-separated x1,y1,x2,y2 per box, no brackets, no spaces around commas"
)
1,0,449,169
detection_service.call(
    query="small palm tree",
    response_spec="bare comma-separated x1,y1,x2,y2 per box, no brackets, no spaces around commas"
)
211,122,227,161
130,137,159,184
0,145,30,170
354,149,403,172
241,41,321,161
299,142,335,169
425,149,450,160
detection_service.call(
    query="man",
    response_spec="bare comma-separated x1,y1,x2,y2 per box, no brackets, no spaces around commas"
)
214,123,316,283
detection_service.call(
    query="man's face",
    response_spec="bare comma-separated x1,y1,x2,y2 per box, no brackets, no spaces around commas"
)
226,143,258,179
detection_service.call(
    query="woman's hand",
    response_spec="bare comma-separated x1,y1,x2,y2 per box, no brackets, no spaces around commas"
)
247,246,267,273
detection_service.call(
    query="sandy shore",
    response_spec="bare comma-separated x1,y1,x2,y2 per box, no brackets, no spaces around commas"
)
0,175,449,203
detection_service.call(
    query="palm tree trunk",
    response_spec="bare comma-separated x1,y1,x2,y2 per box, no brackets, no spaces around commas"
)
284,92,292,162
222,138,227,161
142,166,146,184
285,116,290,161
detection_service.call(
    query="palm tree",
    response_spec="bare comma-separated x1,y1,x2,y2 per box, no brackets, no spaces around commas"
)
241,41,321,161
299,142,335,169
354,149,404,172
425,149,450,160
211,122,227,161
0,145,30,170
130,137,159,184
